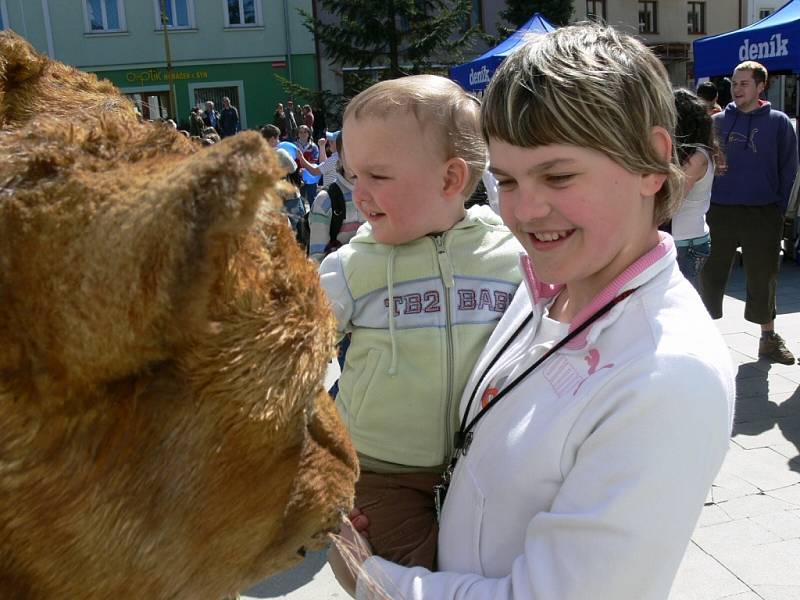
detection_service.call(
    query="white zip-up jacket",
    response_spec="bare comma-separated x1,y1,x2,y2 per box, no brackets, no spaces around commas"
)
357,233,735,599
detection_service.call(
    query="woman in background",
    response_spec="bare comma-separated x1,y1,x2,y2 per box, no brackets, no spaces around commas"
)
670,88,723,290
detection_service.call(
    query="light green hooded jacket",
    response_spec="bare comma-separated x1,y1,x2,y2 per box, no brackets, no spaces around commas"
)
319,205,523,469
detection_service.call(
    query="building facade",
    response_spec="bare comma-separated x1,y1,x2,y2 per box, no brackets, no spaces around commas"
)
573,0,744,87
0,0,317,130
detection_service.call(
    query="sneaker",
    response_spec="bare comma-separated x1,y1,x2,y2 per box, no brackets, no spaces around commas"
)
759,332,796,365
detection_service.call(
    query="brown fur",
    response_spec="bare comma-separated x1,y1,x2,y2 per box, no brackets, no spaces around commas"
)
0,30,357,599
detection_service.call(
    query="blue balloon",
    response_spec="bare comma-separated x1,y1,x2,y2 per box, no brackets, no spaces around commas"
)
277,141,299,157
302,169,321,185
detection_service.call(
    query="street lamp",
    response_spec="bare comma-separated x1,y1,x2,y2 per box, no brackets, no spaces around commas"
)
159,0,178,120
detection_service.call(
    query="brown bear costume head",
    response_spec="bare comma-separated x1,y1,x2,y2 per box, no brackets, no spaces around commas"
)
0,31,357,599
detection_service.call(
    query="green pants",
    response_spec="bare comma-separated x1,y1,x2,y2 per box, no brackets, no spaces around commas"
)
699,203,783,324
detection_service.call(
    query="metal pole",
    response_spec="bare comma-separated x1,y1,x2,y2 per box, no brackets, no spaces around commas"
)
160,0,178,120
283,0,293,82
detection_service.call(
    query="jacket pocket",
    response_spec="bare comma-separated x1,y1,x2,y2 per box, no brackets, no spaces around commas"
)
439,463,487,574
343,347,382,424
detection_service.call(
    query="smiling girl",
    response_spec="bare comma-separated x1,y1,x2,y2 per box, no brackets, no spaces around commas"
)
331,24,735,600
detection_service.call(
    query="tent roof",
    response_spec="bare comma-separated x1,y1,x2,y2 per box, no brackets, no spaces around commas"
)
449,13,556,94
694,0,800,77
472,13,557,61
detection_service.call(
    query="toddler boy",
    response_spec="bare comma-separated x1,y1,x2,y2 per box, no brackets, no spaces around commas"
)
320,75,522,569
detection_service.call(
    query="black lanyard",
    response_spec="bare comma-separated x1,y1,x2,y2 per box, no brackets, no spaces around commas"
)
433,287,637,521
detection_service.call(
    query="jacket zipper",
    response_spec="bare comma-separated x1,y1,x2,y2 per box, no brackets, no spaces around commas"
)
433,234,456,462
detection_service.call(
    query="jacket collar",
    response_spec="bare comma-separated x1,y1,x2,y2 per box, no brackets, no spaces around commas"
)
521,232,676,349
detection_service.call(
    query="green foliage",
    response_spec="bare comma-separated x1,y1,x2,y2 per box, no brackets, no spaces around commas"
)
499,0,573,29
301,0,482,89
277,0,488,126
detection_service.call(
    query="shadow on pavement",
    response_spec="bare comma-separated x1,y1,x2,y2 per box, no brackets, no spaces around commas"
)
732,361,800,474
244,548,328,598
723,258,800,316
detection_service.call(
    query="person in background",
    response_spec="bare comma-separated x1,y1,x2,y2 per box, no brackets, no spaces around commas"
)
285,100,299,142
697,81,723,116
202,100,220,133
273,103,287,140
219,96,240,138
306,131,363,263
260,123,281,147
329,24,734,600
200,126,220,146
303,104,315,130
699,61,799,365
669,88,723,290
296,125,320,208
296,131,342,190
189,106,205,137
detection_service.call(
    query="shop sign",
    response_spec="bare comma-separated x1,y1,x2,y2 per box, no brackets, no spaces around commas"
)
738,33,789,61
125,69,209,85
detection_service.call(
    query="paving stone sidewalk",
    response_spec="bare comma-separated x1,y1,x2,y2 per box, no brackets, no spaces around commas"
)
669,260,800,600
245,261,800,600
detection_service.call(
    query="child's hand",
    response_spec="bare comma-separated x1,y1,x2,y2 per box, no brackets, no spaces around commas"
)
318,138,328,149
349,507,370,537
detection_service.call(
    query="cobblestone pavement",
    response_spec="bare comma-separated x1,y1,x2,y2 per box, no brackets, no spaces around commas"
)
245,261,800,600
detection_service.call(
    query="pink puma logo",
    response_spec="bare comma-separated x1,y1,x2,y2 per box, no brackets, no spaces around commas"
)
585,349,614,375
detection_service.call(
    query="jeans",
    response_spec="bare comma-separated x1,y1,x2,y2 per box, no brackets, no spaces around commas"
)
302,183,317,208
676,238,710,292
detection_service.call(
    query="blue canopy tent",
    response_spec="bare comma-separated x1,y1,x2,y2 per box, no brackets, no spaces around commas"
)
694,0,800,77
449,13,556,96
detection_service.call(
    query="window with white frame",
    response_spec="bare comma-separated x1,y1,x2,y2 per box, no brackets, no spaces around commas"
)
154,0,195,29
83,0,127,33
687,2,705,34
586,0,606,22
638,1,657,34
758,8,774,20
224,0,262,27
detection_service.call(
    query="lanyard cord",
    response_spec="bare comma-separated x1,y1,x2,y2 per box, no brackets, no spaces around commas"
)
451,288,637,460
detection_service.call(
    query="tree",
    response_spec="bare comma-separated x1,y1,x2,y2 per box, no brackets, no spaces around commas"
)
499,0,573,28
300,0,484,93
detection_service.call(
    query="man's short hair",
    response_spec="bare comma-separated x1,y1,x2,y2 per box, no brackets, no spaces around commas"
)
696,81,718,102
260,123,281,140
734,61,768,86
343,74,486,195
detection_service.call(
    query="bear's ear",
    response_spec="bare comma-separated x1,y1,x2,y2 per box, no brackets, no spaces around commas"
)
0,30,136,129
0,30,47,122
0,128,284,391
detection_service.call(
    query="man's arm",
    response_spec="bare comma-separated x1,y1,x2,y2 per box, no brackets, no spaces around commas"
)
777,114,799,212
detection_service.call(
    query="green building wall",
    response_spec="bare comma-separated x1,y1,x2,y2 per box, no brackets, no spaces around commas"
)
93,54,317,131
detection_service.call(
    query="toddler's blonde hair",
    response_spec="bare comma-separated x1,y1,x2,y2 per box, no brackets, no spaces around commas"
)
344,75,486,196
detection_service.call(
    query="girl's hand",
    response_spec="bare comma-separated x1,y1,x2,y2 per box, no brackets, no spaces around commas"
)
328,517,373,597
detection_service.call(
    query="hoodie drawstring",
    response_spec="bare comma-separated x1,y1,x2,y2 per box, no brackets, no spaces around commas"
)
386,246,399,376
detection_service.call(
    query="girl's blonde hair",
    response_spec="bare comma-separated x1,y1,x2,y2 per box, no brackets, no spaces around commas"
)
344,75,486,196
481,24,683,225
